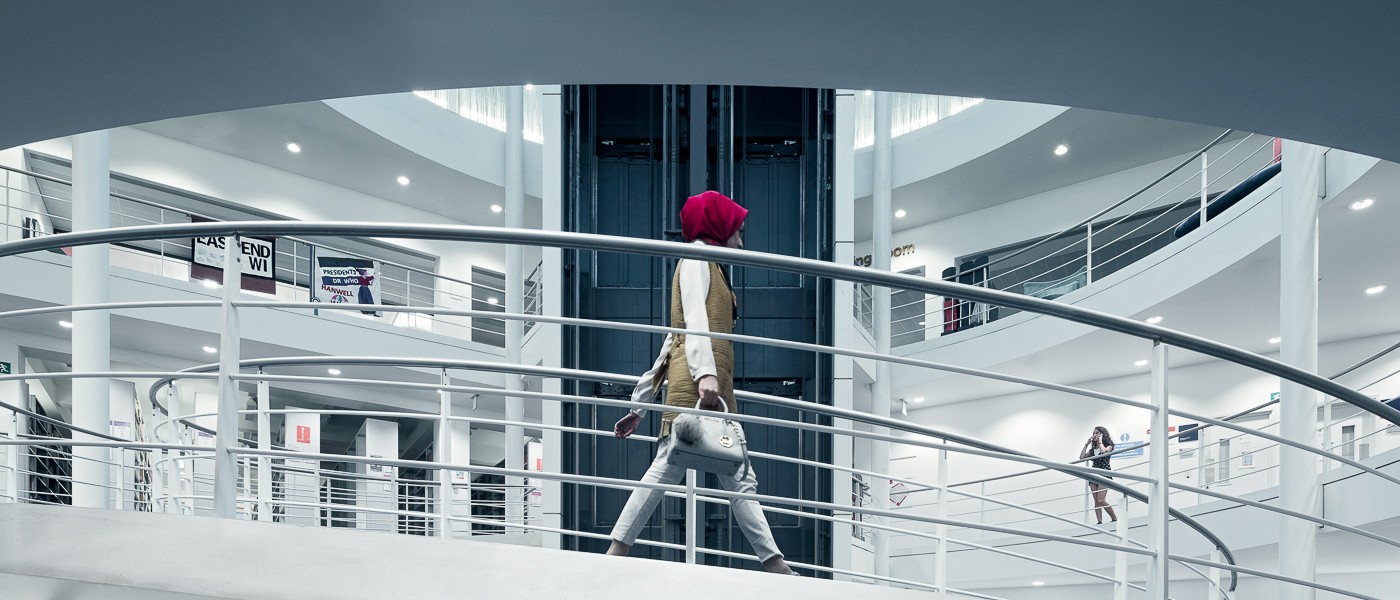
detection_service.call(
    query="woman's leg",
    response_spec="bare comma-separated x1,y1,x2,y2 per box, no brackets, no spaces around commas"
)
1095,486,1117,522
719,463,792,574
1089,483,1105,523
608,440,686,555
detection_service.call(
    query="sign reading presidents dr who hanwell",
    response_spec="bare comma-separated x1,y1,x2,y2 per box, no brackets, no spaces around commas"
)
191,234,277,294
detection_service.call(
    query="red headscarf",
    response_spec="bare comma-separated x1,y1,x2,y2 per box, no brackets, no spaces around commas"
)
680,190,748,246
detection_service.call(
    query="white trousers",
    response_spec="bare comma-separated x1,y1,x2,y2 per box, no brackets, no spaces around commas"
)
610,438,783,563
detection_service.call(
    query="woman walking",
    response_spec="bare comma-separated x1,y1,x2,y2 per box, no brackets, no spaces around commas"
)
607,190,795,575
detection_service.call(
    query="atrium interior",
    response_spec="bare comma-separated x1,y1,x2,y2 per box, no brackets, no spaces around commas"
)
2,5,1400,600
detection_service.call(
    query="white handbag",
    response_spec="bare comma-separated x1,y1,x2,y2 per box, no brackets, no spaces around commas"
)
667,397,748,481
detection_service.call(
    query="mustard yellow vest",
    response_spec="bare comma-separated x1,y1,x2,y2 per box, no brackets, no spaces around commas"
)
660,261,736,439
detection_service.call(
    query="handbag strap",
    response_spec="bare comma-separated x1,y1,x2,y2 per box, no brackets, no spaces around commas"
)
692,394,730,413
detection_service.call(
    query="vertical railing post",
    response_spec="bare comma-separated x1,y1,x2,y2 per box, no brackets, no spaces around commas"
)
1207,547,1222,600
115,447,125,510
437,368,453,540
6,412,17,502
685,469,698,564
163,385,179,514
1322,398,1334,469
934,445,949,598
1146,341,1170,599
1114,495,1129,600
1085,222,1094,284
978,481,987,540
255,373,271,521
213,234,242,519
1200,152,1210,227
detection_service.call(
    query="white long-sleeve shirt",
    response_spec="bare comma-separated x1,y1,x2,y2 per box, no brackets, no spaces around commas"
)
629,242,722,414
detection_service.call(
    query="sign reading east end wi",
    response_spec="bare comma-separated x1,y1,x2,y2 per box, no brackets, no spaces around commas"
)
192,236,275,279
0,361,9,375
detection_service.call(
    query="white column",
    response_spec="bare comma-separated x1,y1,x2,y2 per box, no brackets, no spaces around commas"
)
539,84,565,548
70,130,112,509
871,91,893,583
213,235,242,518
504,85,526,526
1146,342,1170,599
1279,140,1323,600
829,89,857,579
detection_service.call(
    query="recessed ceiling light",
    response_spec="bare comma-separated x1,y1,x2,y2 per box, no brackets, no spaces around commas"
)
1054,144,1070,156
524,83,534,91
202,279,219,289
487,297,499,305
286,142,301,153
911,397,925,403
1032,581,1045,587
490,204,503,213
1134,359,1149,367
202,346,218,354
1349,197,1375,210
1366,284,1387,295
894,209,907,219
1145,315,1163,324
917,321,926,326
396,175,411,186
1269,336,1282,344
864,90,873,96
58,320,73,329
327,368,342,376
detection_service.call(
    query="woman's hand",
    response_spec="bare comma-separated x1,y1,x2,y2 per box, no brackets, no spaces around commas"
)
697,374,723,411
614,412,642,439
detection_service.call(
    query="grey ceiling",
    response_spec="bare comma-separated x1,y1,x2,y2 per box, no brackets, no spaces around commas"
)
134,102,537,228
4,3,1400,165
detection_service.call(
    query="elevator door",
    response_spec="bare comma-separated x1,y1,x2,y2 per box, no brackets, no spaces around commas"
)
563,85,832,573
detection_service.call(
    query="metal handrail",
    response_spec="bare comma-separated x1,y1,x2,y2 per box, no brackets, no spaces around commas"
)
8,223,1400,594
139,356,1242,577
1,221,1387,430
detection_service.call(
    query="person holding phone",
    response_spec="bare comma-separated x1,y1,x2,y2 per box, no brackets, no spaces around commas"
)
1080,425,1118,524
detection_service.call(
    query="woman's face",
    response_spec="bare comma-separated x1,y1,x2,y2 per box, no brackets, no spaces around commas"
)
725,224,745,249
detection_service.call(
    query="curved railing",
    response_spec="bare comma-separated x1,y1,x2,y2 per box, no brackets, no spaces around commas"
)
1,221,1398,599
880,130,1282,343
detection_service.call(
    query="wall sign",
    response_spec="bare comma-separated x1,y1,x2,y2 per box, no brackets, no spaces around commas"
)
312,256,382,316
189,217,277,293
854,244,916,267
0,361,9,375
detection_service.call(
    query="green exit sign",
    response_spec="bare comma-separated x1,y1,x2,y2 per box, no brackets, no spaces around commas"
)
0,361,9,375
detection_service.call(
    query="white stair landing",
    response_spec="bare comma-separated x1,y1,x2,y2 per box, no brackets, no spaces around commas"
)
0,503,927,600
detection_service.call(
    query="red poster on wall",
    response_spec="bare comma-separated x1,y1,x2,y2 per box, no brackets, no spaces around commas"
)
296,425,311,444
